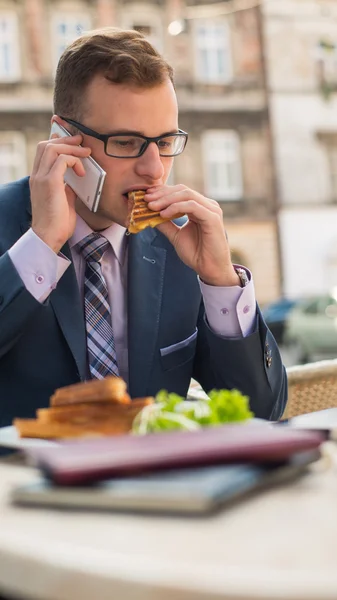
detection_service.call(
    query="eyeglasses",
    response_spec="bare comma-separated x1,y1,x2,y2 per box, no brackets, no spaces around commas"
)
60,116,188,158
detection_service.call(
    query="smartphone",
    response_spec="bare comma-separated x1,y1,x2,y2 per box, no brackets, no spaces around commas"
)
49,121,106,213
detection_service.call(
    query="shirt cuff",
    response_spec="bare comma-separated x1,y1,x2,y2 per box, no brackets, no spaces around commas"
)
8,228,70,303
199,265,257,338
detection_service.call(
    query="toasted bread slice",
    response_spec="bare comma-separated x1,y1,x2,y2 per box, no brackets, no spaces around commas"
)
14,418,133,439
127,190,183,234
14,398,153,439
50,376,129,407
37,398,154,425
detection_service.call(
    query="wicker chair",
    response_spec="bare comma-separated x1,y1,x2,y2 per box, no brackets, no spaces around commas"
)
284,359,337,418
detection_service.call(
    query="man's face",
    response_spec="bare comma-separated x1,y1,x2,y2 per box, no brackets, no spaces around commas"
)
63,76,178,230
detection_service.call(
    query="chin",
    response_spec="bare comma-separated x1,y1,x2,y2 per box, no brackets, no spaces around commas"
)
95,206,127,228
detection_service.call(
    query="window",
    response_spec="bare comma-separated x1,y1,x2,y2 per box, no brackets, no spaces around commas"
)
52,15,91,70
0,133,26,184
202,130,243,201
316,132,337,202
329,144,337,201
316,40,337,90
194,21,232,84
0,13,20,81
122,7,163,52
125,20,163,52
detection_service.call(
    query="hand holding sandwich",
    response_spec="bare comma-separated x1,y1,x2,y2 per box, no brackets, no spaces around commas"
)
144,184,241,287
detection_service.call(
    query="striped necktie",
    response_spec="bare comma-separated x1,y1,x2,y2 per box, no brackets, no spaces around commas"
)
77,232,119,379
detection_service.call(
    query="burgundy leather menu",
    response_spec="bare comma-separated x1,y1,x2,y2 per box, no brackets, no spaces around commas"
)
25,424,324,485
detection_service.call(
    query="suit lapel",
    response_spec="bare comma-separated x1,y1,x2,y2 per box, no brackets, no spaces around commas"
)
49,243,87,381
127,229,166,397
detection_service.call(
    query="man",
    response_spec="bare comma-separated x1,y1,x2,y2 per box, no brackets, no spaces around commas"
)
0,27,287,427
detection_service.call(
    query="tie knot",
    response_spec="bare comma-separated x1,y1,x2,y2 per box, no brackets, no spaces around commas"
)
77,233,110,263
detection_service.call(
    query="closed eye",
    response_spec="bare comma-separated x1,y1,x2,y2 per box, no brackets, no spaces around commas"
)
113,139,138,147
158,140,173,148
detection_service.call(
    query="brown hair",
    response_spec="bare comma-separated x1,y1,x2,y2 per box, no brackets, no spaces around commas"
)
53,27,174,119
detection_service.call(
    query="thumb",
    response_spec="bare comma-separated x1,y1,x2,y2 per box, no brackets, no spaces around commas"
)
65,184,77,206
156,220,180,245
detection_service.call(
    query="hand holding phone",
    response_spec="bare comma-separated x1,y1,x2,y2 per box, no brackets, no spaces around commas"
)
50,121,106,213
30,126,97,253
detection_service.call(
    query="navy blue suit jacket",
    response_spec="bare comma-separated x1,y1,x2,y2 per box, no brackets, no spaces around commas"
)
0,178,287,426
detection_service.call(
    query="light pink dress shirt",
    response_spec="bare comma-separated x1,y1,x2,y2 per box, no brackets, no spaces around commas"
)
9,217,256,382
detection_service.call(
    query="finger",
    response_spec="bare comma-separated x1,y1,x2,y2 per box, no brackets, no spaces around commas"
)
147,183,185,194
37,144,91,178
155,220,181,245
148,189,221,215
159,199,223,227
145,184,187,200
146,185,220,210
31,135,84,178
48,154,87,179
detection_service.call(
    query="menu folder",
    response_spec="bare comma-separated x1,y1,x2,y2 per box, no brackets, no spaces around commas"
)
12,450,320,515
24,424,324,486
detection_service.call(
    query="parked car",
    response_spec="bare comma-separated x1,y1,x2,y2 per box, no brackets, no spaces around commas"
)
283,294,337,364
262,298,299,344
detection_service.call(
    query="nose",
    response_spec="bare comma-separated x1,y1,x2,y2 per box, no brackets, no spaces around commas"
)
134,142,165,182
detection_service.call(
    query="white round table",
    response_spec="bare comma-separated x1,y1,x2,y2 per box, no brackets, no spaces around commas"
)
0,446,337,600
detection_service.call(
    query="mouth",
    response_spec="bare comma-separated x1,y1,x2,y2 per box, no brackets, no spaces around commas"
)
122,186,149,201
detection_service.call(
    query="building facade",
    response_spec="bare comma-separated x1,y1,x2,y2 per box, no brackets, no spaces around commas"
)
262,0,337,298
0,0,281,303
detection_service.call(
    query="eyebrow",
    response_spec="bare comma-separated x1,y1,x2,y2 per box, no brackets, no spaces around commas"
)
108,129,180,137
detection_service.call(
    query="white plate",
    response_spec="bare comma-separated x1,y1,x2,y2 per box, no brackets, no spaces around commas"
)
0,418,271,451
0,426,58,450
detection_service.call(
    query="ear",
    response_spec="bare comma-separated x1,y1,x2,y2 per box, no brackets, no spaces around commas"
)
51,115,74,137
51,114,68,128
50,116,60,139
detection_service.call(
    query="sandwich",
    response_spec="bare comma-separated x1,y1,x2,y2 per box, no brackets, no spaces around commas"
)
50,376,129,406
13,376,154,440
14,398,153,439
127,190,183,234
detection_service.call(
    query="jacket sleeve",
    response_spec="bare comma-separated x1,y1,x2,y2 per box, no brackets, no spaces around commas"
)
193,301,287,420
0,252,44,358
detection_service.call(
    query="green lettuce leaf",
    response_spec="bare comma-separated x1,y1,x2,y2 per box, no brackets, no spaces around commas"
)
132,388,253,435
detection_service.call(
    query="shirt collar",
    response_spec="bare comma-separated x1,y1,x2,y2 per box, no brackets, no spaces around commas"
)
69,214,127,265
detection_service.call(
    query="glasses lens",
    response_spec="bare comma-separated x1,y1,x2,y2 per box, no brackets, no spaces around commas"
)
157,135,187,156
106,134,187,157
106,136,145,157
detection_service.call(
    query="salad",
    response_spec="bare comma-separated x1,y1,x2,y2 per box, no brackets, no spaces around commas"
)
132,388,254,435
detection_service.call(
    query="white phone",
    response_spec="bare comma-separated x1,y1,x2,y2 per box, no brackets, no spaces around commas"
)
49,121,106,212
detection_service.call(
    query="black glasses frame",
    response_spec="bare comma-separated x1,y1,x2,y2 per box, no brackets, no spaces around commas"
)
59,116,188,158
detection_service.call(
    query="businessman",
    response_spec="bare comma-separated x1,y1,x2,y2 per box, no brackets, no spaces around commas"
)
0,27,287,427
